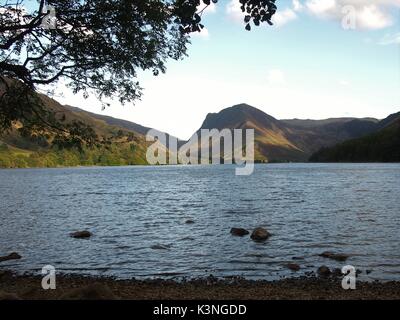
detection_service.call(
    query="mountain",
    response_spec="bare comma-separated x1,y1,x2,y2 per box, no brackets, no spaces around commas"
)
0,92,170,168
65,105,152,136
1,92,397,168
64,105,182,146
192,103,380,162
310,112,400,162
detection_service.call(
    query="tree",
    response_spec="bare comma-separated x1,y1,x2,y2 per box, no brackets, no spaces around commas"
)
0,0,277,141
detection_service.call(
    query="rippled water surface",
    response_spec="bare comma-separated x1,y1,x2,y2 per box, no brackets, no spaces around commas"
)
0,163,399,281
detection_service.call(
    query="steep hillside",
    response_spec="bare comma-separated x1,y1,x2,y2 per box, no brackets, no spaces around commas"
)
65,105,152,136
65,105,182,145
310,113,400,162
2,94,396,167
0,93,165,168
192,104,379,162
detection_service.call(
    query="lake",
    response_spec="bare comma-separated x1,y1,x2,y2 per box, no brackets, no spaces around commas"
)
0,163,399,281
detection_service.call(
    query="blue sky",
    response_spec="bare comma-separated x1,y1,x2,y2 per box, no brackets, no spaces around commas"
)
36,0,400,139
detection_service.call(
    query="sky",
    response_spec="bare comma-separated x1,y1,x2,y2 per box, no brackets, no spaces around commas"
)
38,1,400,139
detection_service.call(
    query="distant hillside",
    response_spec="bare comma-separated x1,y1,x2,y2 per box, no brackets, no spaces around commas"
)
310,112,400,162
192,104,380,162
65,105,152,136
2,91,397,168
65,105,182,144
0,93,170,168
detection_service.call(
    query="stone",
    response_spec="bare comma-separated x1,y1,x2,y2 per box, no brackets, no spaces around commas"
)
332,268,342,277
319,251,349,262
151,244,170,250
230,228,250,237
250,227,271,242
0,252,22,263
70,230,92,239
286,263,301,272
317,265,331,277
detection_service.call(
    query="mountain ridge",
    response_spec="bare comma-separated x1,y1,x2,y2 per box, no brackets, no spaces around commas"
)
192,103,384,162
1,92,399,167
310,112,400,162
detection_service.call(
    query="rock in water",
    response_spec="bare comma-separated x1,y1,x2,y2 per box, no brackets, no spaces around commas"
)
0,252,22,263
286,263,301,272
185,220,195,224
70,231,92,239
250,227,271,242
230,228,250,237
319,251,349,262
151,244,170,250
317,265,331,277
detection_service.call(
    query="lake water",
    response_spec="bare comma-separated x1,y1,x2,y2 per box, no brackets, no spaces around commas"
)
0,163,399,281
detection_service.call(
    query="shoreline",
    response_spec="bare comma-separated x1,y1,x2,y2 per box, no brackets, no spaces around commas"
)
1,271,400,300
1,162,400,171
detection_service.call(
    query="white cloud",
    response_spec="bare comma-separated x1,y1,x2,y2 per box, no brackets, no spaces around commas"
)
226,0,244,23
306,0,336,16
379,32,400,45
305,0,398,30
293,0,304,11
267,69,286,85
272,8,298,27
357,5,392,29
197,2,217,14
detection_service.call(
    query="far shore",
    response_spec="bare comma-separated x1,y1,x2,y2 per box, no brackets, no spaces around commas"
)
1,161,400,170
1,270,400,300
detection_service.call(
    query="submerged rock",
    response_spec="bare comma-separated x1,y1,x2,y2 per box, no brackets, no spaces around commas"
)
317,265,331,277
291,256,305,261
286,263,301,272
0,252,21,263
250,227,271,242
319,251,349,262
151,244,170,250
70,230,92,239
60,284,117,300
230,228,250,237
181,236,195,241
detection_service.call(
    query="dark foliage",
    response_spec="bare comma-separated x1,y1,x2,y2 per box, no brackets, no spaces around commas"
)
310,120,400,163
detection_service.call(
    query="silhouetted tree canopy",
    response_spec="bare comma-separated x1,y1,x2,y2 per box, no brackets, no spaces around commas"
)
0,0,277,146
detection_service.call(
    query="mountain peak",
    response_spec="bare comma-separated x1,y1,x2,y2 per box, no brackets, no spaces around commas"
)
200,104,278,131
230,103,256,110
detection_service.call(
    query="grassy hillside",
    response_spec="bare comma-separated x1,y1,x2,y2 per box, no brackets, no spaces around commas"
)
310,115,400,162
0,92,153,168
0,141,148,168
